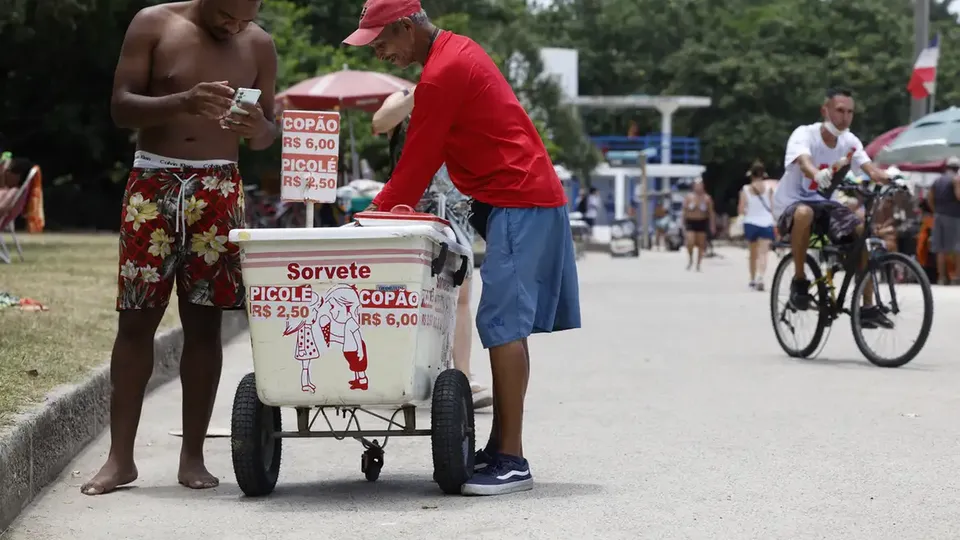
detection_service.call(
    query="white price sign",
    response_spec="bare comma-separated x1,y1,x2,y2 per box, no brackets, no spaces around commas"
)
280,110,341,203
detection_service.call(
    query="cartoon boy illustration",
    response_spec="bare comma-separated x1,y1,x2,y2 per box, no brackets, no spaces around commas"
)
283,288,324,393
317,284,369,390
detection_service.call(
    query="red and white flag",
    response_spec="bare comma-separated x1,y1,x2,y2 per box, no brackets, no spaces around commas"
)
907,34,940,99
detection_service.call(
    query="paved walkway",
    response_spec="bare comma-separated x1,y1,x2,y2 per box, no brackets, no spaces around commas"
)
6,248,960,539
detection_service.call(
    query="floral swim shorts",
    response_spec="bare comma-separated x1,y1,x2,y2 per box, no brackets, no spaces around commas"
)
116,165,245,311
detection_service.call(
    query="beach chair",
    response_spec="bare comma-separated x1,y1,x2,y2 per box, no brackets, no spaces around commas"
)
0,166,39,263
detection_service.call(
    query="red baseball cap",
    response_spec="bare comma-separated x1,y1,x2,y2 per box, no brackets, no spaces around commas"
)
343,0,422,46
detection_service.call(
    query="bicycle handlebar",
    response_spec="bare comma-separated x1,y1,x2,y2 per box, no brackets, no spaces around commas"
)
819,166,910,201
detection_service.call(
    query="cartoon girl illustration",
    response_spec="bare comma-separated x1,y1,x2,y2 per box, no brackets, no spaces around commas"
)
283,289,327,393
317,284,369,390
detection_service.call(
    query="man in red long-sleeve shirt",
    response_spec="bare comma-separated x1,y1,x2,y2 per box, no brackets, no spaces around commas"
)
345,0,581,496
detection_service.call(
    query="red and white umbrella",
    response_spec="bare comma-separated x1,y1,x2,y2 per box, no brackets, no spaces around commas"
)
277,67,414,112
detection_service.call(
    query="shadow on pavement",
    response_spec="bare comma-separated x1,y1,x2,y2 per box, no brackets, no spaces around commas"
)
779,356,936,371
125,475,604,509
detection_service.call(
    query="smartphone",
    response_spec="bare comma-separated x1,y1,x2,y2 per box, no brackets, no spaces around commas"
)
230,88,262,115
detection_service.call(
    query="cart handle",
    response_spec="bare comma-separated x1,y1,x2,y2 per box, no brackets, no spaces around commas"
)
431,242,449,276
452,254,469,286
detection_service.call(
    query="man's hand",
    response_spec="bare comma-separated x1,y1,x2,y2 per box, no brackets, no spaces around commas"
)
813,150,855,189
869,165,894,185
221,102,271,140
184,81,235,120
813,168,834,189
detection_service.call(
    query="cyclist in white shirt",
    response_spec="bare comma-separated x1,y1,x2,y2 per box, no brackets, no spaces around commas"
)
773,88,892,328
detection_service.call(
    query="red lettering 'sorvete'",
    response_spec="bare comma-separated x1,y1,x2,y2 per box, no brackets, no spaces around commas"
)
286,262,372,280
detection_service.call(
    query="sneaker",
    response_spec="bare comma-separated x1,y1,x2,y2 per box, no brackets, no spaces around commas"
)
474,448,495,471
748,280,756,290
790,278,812,310
461,454,533,496
860,305,895,330
471,383,493,410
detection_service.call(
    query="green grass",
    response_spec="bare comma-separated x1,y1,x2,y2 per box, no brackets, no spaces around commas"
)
0,233,179,425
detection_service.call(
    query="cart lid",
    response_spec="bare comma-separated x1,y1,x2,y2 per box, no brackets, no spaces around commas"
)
229,224,470,257
353,205,450,228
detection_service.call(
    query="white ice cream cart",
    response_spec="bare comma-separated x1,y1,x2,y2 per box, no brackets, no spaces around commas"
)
228,206,475,496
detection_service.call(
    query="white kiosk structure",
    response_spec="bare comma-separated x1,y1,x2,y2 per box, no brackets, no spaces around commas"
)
573,95,711,244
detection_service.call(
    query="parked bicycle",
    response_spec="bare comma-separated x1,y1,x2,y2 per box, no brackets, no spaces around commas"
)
770,167,934,368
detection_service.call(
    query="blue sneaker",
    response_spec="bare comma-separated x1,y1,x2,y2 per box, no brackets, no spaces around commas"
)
474,448,495,471
461,454,533,496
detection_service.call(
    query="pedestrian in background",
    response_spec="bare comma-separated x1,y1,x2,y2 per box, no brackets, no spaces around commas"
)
371,85,492,410
928,156,960,285
682,177,715,271
739,161,775,290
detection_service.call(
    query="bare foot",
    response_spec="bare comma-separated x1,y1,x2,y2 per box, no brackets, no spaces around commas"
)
81,460,138,495
178,459,219,490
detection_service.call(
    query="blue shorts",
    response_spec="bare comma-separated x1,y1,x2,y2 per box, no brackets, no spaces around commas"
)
743,223,775,242
476,206,581,349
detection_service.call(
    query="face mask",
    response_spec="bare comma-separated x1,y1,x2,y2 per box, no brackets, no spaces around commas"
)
823,120,849,137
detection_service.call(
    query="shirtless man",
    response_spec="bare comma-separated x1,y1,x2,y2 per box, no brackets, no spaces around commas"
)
81,0,278,495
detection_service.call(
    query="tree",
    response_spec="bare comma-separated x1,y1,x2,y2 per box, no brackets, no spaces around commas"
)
527,0,959,211
284,0,599,180
3,0,959,227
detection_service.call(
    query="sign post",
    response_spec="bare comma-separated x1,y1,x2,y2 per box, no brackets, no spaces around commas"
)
638,147,657,251
280,110,341,227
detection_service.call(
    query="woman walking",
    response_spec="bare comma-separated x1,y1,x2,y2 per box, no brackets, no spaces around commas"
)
738,162,776,290
682,178,715,271
372,86,492,409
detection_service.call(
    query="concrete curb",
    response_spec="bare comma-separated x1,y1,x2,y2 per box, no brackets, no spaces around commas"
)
0,311,249,533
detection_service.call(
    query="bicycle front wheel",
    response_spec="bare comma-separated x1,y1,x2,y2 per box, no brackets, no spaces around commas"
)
770,253,830,358
851,252,934,368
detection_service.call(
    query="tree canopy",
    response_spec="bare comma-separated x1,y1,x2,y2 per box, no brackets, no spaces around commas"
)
0,0,956,226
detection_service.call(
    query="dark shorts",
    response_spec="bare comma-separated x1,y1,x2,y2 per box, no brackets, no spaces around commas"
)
776,199,860,244
116,165,245,311
743,223,775,242
932,214,960,253
476,206,581,349
685,218,709,233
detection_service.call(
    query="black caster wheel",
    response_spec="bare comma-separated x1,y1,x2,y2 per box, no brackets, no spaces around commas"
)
430,368,475,494
231,372,282,497
361,442,384,482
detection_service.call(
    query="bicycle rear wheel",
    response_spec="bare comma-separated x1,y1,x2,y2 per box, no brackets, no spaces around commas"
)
770,253,830,358
851,252,934,368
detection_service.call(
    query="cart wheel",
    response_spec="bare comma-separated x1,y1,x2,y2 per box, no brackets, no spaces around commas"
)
431,369,475,495
231,372,282,497
361,443,384,482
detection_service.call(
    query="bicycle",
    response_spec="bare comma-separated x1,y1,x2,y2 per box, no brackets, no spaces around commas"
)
769,166,934,368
